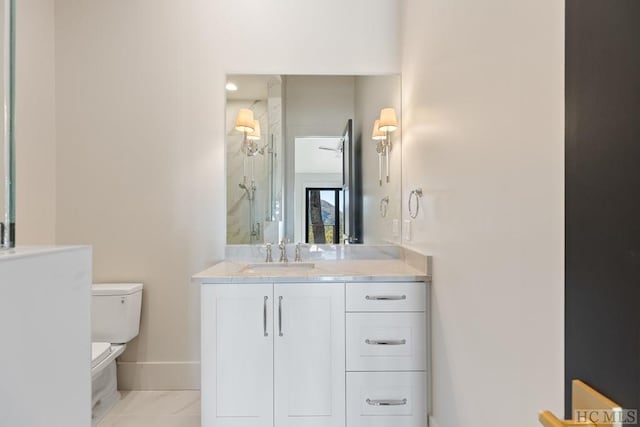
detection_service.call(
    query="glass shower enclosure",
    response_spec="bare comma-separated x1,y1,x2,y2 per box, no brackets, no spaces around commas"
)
0,0,15,249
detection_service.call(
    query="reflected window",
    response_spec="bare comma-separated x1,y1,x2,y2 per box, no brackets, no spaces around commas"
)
305,188,343,244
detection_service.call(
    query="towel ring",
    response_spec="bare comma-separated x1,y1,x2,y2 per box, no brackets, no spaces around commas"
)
408,188,423,219
379,196,390,218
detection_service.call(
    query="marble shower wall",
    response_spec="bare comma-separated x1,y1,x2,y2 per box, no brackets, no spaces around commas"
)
226,78,283,244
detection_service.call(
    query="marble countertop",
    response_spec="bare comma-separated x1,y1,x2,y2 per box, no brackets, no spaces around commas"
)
193,259,430,284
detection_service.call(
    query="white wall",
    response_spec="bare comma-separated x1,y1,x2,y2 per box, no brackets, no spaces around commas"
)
400,0,564,426
54,0,399,389
15,0,57,245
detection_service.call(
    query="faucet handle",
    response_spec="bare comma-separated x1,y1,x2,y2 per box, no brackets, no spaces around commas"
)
265,243,273,263
279,239,289,263
295,242,302,262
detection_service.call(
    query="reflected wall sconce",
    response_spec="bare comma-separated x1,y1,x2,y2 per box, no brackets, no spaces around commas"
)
235,108,257,190
372,107,398,185
371,119,386,185
247,119,261,142
235,108,256,155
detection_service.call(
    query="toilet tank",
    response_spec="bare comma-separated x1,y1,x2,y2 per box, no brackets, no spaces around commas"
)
92,283,143,344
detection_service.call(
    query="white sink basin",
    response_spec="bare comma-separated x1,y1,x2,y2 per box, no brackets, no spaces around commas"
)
242,262,316,272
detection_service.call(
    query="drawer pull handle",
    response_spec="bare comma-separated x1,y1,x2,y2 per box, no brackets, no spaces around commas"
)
366,398,407,406
365,339,407,345
263,296,269,337
365,295,407,301
278,296,283,337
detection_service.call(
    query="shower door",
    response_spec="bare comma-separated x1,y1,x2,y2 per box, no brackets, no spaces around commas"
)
0,0,15,249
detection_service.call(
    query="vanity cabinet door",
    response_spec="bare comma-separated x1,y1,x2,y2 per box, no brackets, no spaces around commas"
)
201,284,274,427
274,283,345,427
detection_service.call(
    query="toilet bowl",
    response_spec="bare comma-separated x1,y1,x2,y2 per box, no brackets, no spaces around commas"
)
91,283,143,425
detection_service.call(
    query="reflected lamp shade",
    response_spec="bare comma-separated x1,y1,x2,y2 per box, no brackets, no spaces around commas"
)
371,120,386,140
378,108,398,132
247,120,261,140
235,108,255,133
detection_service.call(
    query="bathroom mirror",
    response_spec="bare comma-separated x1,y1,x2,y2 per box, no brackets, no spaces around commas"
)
0,0,15,249
226,74,401,246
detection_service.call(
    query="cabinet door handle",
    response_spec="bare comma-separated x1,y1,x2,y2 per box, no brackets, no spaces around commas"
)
366,398,407,406
278,296,283,336
365,295,407,301
263,296,269,337
365,339,407,345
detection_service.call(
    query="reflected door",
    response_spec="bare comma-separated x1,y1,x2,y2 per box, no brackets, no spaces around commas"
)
342,119,361,243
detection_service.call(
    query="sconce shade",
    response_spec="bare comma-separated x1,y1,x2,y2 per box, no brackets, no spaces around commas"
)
378,108,398,132
247,119,261,140
371,120,386,140
235,108,255,133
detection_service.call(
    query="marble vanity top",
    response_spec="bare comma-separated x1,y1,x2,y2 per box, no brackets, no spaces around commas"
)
193,258,430,284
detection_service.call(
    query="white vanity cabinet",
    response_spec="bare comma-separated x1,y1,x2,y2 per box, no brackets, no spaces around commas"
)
201,283,274,427
345,282,429,427
274,283,345,427
201,282,345,427
201,278,429,427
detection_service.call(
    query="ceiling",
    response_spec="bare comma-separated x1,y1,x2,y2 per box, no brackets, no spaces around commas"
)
225,75,279,101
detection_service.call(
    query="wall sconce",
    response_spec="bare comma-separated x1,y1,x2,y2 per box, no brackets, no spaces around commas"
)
373,107,398,185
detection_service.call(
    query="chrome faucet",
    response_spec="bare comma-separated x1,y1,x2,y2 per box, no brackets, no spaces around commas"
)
279,239,288,263
295,243,302,262
265,243,273,263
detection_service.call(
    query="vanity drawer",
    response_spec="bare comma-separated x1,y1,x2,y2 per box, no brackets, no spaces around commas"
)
347,372,427,427
346,312,426,371
346,282,426,312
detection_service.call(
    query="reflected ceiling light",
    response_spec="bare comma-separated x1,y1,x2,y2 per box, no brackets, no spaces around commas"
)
225,82,238,91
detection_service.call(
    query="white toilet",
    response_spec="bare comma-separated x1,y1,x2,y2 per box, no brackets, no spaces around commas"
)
91,283,143,424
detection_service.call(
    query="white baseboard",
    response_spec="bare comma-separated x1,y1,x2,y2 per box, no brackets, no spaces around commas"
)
117,361,200,390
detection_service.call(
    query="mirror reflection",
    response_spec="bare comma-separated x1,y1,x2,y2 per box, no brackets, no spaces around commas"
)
226,75,401,246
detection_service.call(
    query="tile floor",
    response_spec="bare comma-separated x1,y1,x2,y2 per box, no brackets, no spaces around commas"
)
97,391,200,427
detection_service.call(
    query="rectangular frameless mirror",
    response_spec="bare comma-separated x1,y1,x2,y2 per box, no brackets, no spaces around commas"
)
226,74,401,246
0,0,15,249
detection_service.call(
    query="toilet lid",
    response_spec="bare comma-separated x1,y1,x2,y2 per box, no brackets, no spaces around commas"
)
91,342,112,369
